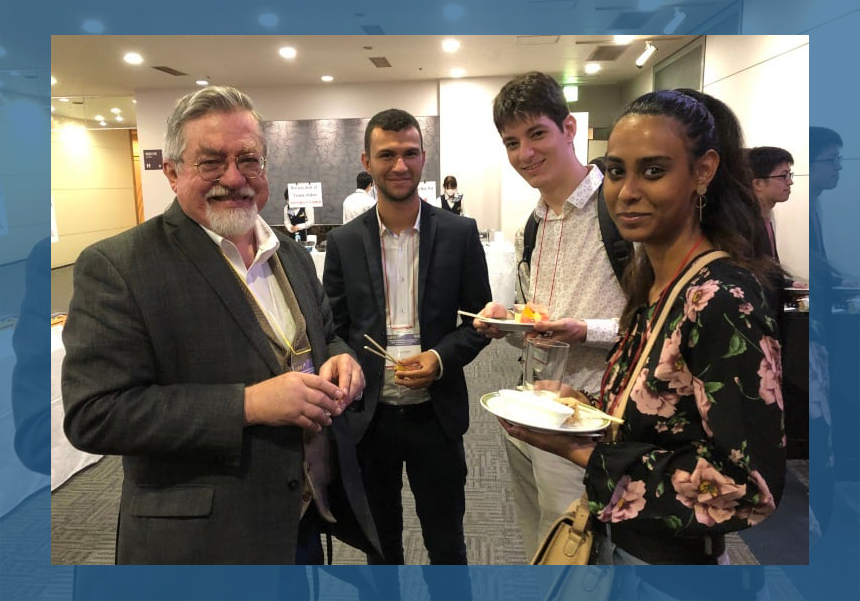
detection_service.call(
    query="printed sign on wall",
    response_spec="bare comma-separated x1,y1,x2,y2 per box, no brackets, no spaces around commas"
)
418,181,437,203
286,182,323,207
143,150,163,170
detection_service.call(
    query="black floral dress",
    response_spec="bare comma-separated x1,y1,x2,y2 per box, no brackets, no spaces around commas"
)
585,257,785,560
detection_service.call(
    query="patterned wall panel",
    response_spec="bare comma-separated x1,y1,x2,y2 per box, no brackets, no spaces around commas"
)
263,116,440,225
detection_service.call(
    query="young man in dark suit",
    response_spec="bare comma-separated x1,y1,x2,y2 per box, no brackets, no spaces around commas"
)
323,109,492,567
61,85,379,565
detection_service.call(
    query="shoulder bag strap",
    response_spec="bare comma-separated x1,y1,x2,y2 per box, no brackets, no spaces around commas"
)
609,250,729,436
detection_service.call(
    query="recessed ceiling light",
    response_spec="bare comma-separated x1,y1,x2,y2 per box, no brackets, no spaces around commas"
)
196,79,209,86
123,52,144,65
58,97,69,102
99,121,107,127
51,76,57,85
321,75,334,82
613,35,636,45
115,115,124,122
450,68,465,78
132,99,137,104
94,114,104,121
585,63,602,75
442,38,460,53
279,46,297,59
110,107,121,114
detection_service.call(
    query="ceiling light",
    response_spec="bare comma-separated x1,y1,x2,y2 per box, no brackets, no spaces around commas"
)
99,121,107,127
442,38,460,53
58,97,69,102
196,79,209,86
93,114,104,121
123,52,144,65
115,115,124,122
635,42,657,68
563,85,578,102
613,35,635,45
51,106,55,112
110,107,121,114
450,68,465,78
321,75,334,82
51,76,57,85
279,46,297,59
584,63,601,75
663,7,687,34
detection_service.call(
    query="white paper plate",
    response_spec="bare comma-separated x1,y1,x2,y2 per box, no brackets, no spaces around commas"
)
474,316,536,332
481,392,611,435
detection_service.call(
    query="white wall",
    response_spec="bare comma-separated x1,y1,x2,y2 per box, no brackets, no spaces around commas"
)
50,128,137,268
136,81,438,220
703,35,809,280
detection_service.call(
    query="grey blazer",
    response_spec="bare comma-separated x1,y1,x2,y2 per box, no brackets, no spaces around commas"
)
62,200,379,564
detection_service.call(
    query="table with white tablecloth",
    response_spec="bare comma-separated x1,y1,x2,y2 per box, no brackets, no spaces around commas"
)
51,324,102,490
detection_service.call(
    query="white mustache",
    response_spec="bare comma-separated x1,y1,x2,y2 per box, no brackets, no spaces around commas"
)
206,185,256,200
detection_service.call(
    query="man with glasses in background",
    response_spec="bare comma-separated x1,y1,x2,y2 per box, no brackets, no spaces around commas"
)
62,86,380,566
747,146,806,292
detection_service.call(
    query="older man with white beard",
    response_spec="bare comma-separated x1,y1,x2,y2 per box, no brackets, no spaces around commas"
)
61,86,380,565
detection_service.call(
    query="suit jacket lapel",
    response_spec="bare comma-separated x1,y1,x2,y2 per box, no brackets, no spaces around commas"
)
164,201,283,375
417,202,436,316
361,212,387,324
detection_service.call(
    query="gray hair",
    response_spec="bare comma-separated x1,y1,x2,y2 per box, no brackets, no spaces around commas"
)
163,85,267,164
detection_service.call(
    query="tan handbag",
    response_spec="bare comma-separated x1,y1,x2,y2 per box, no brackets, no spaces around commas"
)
530,250,729,570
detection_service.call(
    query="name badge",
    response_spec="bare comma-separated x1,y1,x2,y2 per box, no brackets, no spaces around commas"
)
386,329,421,367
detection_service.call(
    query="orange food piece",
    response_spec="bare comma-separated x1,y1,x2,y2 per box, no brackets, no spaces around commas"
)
519,303,549,323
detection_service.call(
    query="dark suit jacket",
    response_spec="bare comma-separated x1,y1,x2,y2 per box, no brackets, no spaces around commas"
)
323,201,492,442
61,200,379,564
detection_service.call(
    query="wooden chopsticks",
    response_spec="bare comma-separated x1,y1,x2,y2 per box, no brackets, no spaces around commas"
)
363,333,400,364
558,397,625,425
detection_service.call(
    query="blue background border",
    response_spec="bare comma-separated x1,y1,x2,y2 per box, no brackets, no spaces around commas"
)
1,1,857,599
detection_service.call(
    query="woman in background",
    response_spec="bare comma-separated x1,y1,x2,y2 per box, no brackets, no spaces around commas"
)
284,187,315,241
503,89,785,569
439,175,464,215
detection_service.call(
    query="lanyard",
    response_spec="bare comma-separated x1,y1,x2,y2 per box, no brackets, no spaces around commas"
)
220,250,310,358
381,230,418,331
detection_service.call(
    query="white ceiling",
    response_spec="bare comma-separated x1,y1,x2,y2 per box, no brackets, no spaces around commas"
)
50,34,701,129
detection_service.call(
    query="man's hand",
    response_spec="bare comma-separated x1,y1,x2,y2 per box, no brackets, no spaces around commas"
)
319,353,365,405
473,301,511,339
244,371,346,432
531,317,588,345
393,350,439,389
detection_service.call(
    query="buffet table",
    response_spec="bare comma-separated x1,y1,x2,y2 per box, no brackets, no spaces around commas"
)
51,324,102,490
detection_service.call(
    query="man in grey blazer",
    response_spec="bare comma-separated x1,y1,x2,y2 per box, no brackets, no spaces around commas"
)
61,86,380,564
323,109,491,567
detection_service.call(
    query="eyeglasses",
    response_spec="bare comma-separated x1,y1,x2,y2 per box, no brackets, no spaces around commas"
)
762,172,794,183
190,154,266,182
811,155,842,168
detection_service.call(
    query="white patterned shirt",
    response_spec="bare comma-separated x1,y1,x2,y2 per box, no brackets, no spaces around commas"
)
512,165,627,393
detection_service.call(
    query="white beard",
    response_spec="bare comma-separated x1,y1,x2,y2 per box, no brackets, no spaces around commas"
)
204,185,259,238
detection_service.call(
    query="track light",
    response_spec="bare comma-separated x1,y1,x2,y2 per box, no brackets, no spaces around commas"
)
663,8,687,34
635,42,657,68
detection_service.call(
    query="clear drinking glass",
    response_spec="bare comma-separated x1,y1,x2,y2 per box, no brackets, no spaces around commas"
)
523,338,570,398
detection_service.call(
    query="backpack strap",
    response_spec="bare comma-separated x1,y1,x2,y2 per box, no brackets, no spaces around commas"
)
522,210,539,267
596,184,633,283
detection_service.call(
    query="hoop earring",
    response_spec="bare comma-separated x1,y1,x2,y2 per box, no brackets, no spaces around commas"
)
697,193,707,223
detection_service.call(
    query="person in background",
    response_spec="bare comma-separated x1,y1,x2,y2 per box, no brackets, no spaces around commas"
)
342,171,376,223
439,175,464,215
747,146,805,286
474,71,626,561
504,88,785,574
61,85,379,565
323,108,491,574
285,187,315,241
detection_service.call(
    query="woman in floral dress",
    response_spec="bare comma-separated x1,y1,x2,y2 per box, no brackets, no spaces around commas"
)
502,89,785,566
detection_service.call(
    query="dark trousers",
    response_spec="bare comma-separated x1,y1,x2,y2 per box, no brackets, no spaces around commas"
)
358,402,468,565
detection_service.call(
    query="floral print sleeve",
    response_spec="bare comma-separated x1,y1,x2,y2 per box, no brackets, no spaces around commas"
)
585,259,785,540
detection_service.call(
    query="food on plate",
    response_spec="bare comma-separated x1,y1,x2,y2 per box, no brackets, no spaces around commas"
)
514,302,550,324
